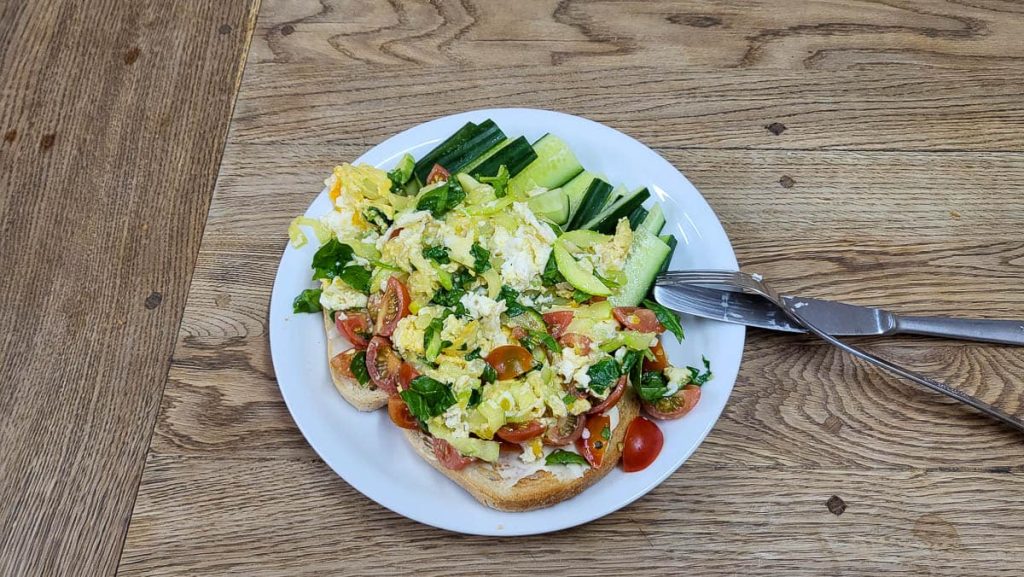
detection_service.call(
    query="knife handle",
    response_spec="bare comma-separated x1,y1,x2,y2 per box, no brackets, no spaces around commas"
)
893,316,1024,346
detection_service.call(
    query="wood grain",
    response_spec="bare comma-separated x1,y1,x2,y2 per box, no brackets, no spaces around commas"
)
0,1,259,575
120,456,1024,576
251,0,1024,71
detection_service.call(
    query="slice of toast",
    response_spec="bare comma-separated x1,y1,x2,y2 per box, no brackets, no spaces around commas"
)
403,389,640,511
323,310,388,411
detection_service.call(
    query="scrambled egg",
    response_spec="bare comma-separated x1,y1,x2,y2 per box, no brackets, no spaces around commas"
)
319,277,368,311
487,202,557,292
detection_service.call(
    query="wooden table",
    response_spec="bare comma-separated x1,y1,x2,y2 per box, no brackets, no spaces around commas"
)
3,1,1023,575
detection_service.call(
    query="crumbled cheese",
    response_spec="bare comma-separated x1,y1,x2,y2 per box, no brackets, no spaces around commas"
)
442,404,470,438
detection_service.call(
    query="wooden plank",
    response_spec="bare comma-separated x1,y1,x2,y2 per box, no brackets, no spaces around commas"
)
229,64,1024,151
119,456,1024,576
0,1,259,575
250,0,1024,71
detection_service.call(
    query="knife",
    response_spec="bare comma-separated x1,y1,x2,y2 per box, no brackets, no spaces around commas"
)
652,284,1024,346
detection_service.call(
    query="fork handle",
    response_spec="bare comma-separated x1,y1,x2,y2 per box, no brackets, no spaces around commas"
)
893,316,1024,346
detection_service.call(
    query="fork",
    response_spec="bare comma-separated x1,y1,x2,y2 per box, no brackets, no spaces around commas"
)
656,270,1024,433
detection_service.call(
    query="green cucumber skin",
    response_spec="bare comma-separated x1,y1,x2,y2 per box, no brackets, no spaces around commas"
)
585,187,650,234
509,134,584,196
434,120,506,176
471,136,537,178
637,203,665,236
609,231,672,306
566,179,613,230
561,171,597,219
658,234,679,274
414,121,479,183
627,206,648,229
462,138,512,175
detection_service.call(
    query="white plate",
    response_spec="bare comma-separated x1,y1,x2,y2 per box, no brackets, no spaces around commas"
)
269,108,744,536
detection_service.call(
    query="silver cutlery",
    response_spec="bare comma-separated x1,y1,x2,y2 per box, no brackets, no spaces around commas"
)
655,270,1024,433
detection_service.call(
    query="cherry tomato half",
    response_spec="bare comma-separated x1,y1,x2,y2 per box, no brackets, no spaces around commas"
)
485,345,534,381
576,413,611,468
558,333,592,355
496,420,545,443
365,336,402,396
376,276,410,338
588,375,627,415
612,307,665,334
387,396,419,430
398,362,419,392
622,416,664,472
336,310,372,349
643,384,701,420
329,348,358,379
433,438,474,470
426,164,450,185
543,414,586,446
643,340,669,372
542,311,574,339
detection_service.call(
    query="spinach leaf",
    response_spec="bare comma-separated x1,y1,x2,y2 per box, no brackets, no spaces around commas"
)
687,355,713,386
479,165,510,198
619,349,642,377
292,288,322,313
545,450,589,467
430,269,473,308
642,299,685,343
541,253,564,286
422,245,450,265
465,347,482,361
468,388,483,408
399,376,456,422
416,178,466,217
423,317,445,363
498,285,526,317
586,358,620,395
528,330,559,353
387,153,415,192
572,289,591,304
481,363,498,384
311,239,354,280
338,265,371,293
362,206,392,233
350,350,371,386
470,242,491,274
637,371,668,402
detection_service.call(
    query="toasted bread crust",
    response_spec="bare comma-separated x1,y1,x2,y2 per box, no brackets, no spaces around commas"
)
403,389,640,511
323,310,388,411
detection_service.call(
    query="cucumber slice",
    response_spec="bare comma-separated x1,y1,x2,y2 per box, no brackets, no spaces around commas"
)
561,171,597,219
508,134,583,196
552,244,612,296
527,188,570,224
471,136,537,178
581,187,650,234
434,120,506,176
658,234,678,274
566,178,612,230
414,121,479,183
559,229,609,249
462,138,513,175
608,231,671,306
637,203,665,236
627,206,648,229
506,307,546,333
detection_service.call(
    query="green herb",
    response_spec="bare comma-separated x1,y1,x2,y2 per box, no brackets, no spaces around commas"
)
399,376,456,422
338,265,371,293
479,164,510,198
601,425,611,440
470,242,491,274
482,363,498,384
350,350,371,386
362,206,392,233
311,239,355,280
585,358,620,395
416,178,466,217
422,245,450,265
292,288,322,313
545,450,589,467
498,285,525,317
387,153,415,193
572,289,591,304
687,356,713,386
620,349,642,376
431,269,473,308
642,299,685,343
637,371,668,402
465,347,482,361
541,253,564,286
424,318,445,363
528,329,559,353
468,388,483,407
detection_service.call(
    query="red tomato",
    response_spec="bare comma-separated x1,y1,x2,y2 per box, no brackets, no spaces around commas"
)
376,276,410,337
365,336,402,396
643,384,701,420
499,440,522,454
329,349,358,379
612,307,665,334
485,345,534,381
387,397,419,430
433,438,474,470
336,310,372,349
398,362,419,392
576,413,611,468
426,164,450,185
622,416,664,472
543,414,586,446
495,420,545,443
542,311,574,339
588,375,626,415
558,333,592,355
643,340,669,372
589,295,607,303
509,326,528,341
